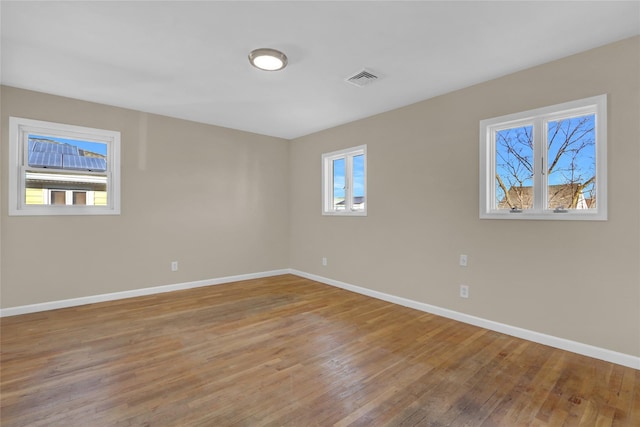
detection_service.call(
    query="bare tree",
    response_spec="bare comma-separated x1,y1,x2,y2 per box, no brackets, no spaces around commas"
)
495,115,596,209
495,125,533,209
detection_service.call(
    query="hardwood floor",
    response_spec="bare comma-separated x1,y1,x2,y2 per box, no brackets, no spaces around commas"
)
1,274,638,426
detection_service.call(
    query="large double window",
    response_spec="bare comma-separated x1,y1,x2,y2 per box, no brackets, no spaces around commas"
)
480,95,607,220
9,117,121,216
322,145,366,216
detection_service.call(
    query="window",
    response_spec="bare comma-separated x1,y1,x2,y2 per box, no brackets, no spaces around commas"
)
322,145,366,215
480,95,606,220
9,117,121,216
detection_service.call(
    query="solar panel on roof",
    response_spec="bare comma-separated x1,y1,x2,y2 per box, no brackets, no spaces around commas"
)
27,138,106,171
61,144,79,155
31,141,79,156
62,155,107,171
28,152,63,168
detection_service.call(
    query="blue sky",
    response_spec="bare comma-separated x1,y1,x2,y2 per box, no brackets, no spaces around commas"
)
333,155,365,199
352,154,365,197
546,115,595,186
495,114,596,202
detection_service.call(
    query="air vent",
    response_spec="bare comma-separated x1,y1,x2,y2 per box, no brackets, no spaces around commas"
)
345,69,379,87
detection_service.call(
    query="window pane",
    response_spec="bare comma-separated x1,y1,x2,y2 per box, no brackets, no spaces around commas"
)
495,125,534,210
73,192,87,205
352,154,365,210
51,191,66,205
333,158,345,210
547,114,596,209
25,170,107,206
25,135,108,207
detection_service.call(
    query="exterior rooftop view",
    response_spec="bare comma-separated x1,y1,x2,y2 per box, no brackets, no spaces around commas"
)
25,138,108,206
498,184,592,210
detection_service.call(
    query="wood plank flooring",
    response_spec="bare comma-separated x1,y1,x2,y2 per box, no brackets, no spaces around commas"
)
1,274,638,426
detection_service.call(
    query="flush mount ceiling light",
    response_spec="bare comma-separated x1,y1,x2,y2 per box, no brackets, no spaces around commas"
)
248,48,288,71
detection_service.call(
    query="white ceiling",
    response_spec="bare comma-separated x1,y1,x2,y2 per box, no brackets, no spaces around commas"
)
2,1,639,139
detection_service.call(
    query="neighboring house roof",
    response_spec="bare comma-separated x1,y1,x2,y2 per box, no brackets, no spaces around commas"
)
336,196,365,206
498,184,589,210
28,139,107,172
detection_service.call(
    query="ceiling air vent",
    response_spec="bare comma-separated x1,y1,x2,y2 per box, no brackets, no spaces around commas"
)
345,69,379,87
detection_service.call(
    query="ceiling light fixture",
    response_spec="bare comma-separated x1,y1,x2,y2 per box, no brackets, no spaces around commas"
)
248,48,288,71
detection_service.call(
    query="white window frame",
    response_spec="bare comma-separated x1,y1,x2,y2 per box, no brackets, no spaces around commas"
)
322,145,367,216
8,117,121,216
480,95,607,221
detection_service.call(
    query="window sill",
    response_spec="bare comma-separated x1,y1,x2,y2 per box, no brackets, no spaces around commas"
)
322,211,367,217
9,206,120,216
480,210,606,221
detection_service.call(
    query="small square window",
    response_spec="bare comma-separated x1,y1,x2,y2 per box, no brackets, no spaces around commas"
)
9,117,121,216
480,95,606,220
322,145,367,216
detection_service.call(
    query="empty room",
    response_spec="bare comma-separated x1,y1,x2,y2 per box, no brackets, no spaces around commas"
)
1,1,639,426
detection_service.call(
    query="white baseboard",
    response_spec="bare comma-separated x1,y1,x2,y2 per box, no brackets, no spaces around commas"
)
290,269,640,370
2,268,638,370
0,269,289,318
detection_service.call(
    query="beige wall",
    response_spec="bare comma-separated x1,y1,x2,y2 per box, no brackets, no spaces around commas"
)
1,87,290,307
289,36,640,357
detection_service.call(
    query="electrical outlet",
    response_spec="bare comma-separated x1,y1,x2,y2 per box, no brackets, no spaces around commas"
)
459,254,468,267
460,284,469,298
171,261,178,272
322,257,327,266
